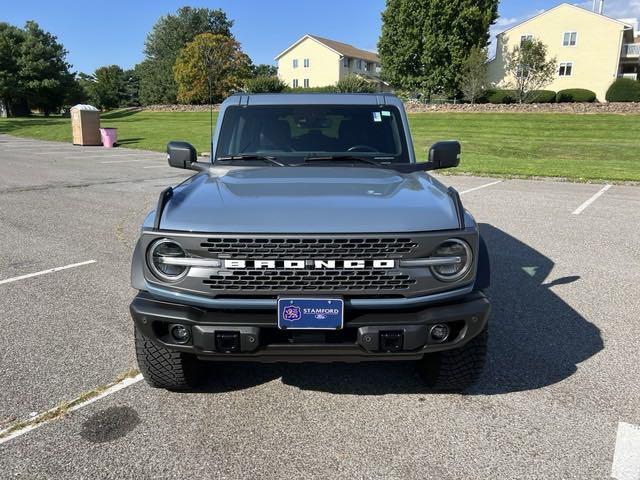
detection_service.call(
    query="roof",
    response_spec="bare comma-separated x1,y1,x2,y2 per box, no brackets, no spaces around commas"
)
495,2,632,37
274,34,380,63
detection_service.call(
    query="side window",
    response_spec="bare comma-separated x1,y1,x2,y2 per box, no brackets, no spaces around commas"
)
303,58,310,68
292,79,299,88
563,32,577,46
303,79,310,88
343,57,349,68
292,59,298,69
520,34,533,45
558,62,573,76
357,59,362,69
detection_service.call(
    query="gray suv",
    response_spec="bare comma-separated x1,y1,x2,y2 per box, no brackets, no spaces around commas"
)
130,93,491,392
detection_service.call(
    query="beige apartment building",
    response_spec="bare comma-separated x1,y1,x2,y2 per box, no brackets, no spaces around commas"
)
275,34,387,90
488,3,639,101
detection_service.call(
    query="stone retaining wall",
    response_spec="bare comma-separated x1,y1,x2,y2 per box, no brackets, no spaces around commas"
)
141,102,640,114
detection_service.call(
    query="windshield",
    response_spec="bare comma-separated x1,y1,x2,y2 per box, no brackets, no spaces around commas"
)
215,105,410,164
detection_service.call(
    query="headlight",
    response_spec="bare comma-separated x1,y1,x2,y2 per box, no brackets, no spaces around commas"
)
147,239,189,282
429,239,473,282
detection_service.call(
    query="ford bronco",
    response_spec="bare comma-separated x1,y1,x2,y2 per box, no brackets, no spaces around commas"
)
130,93,490,392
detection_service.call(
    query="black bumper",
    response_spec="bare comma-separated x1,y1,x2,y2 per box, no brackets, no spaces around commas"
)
130,292,490,363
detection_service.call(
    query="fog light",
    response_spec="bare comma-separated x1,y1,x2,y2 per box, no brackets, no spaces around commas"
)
429,324,450,343
170,324,190,344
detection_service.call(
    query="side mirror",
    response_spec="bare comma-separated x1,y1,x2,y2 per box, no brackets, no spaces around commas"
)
167,141,197,169
428,141,461,170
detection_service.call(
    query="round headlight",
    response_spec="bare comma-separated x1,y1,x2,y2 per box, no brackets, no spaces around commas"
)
147,239,189,282
430,239,473,282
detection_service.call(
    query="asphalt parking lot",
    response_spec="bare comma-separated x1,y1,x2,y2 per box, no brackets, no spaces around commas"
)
0,133,639,479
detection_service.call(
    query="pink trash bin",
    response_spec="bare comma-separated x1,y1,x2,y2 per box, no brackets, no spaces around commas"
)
99,127,118,148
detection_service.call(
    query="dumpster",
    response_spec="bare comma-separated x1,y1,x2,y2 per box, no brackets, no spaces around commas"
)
99,127,118,148
71,104,100,146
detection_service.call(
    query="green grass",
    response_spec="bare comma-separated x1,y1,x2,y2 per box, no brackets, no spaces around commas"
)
1,110,639,182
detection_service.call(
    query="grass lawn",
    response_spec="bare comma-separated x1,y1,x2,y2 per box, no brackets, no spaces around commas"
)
1,109,639,182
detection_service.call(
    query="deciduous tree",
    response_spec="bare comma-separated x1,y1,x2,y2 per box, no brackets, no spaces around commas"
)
460,46,490,104
504,39,557,104
138,7,234,104
378,0,498,97
173,33,250,104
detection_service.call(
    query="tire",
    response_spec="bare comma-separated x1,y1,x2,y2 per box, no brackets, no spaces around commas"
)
134,327,202,390
417,326,488,392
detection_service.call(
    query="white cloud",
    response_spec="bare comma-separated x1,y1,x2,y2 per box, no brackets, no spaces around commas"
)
495,16,519,27
575,0,640,19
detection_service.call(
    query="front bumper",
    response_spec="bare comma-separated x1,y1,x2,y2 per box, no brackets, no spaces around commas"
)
130,291,490,363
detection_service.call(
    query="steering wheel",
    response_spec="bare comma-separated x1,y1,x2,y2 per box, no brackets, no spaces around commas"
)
347,145,378,153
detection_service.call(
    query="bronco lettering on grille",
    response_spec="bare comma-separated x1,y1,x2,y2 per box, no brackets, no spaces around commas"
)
222,259,396,269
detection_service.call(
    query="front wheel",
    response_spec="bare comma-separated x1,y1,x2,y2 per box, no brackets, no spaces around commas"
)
417,326,488,392
134,327,202,390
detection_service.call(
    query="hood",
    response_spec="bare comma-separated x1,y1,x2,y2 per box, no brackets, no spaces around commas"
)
159,166,459,233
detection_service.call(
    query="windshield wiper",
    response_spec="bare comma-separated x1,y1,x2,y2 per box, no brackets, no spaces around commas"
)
302,155,389,168
216,154,285,166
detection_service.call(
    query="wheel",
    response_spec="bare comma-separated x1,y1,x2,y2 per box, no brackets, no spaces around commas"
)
134,327,202,390
417,325,488,392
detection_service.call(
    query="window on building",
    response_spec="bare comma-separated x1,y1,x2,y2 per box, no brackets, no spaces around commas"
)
292,79,299,88
520,34,533,45
303,79,310,88
292,59,298,68
343,57,349,68
303,58,310,68
357,59,363,69
558,62,573,76
563,32,577,46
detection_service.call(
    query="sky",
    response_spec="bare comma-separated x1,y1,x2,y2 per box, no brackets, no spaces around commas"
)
2,0,639,74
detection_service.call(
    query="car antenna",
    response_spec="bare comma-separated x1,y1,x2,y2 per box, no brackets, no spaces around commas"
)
199,42,215,160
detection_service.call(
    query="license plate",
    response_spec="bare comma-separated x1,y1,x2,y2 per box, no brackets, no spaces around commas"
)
277,298,344,330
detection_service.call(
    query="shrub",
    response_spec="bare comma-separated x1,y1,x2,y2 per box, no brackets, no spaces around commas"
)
528,90,556,103
556,88,597,103
485,89,517,104
285,85,338,93
243,76,286,93
606,78,640,102
334,74,376,93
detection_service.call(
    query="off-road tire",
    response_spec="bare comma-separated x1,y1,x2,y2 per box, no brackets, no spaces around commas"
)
135,327,201,390
417,326,488,392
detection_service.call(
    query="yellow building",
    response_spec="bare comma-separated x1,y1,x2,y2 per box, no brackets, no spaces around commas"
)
275,34,386,90
488,3,639,101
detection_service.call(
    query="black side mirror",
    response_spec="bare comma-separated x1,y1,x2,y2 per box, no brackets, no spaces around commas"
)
428,141,461,170
167,141,197,169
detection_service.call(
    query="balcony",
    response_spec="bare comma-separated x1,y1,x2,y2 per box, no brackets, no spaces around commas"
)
621,43,640,58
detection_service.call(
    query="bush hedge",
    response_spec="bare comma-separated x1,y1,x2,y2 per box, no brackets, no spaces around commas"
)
285,85,338,93
556,88,597,103
605,78,640,102
484,89,517,104
528,90,557,103
334,74,376,93
243,76,287,93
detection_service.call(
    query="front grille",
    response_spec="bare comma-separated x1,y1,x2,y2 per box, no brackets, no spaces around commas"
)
203,269,416,292
199,237,417,259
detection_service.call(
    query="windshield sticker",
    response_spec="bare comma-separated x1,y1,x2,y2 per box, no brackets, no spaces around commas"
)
381,110,391,117
372,112,382,122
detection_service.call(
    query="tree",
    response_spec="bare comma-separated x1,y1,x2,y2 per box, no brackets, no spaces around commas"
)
138,7,234,104
250,64,277,78
18,21,74,115
504,39,557,104
379,0,498,97
244,76,286,93
0,23,26,116
91,65,126,109
460,46,490,104
173,33,250,104
335,74,376,93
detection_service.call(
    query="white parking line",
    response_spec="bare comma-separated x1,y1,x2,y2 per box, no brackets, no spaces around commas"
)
98,159,156,164
611,422,640,480
75,153,161,159
0,374,143,445
572,184,611,215
142,165,170,169
0,260,96,285
459,180,503,195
